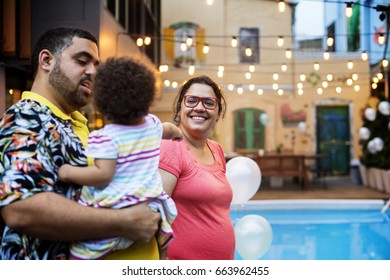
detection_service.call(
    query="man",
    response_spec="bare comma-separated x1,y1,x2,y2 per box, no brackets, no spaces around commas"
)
0,27,160,260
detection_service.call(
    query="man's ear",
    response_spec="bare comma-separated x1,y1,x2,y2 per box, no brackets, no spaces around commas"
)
39,49,54,72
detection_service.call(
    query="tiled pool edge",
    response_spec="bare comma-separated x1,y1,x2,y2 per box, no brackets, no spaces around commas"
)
231,199,386,211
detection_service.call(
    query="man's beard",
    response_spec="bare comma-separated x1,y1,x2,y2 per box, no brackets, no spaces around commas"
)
48,62,89,110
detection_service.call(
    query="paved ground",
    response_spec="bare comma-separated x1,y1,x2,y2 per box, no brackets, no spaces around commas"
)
251,176,390,200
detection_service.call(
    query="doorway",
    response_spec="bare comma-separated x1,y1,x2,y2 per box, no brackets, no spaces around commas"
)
316,105,350,175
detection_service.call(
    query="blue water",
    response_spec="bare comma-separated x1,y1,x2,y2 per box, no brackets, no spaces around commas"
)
231,208,390,260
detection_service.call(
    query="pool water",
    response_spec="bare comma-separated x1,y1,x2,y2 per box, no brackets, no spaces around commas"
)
231,200,390,260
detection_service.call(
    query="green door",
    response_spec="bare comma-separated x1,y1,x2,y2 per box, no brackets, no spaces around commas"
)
234,108,265,150
316,105,350,175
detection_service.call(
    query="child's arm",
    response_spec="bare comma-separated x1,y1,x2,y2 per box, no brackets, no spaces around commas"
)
58,158,116,188
162,122,183,141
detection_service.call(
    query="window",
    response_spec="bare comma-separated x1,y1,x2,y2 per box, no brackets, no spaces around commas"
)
239,27,259,63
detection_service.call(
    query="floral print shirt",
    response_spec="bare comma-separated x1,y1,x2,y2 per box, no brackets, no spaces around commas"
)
0,92,87,259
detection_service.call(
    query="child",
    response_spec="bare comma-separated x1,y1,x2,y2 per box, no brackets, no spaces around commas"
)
58,56,182,259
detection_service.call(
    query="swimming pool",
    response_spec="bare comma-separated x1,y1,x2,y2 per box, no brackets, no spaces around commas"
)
230,199,390,260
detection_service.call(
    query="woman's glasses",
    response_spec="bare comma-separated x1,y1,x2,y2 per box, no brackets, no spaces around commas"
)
183,95,218,110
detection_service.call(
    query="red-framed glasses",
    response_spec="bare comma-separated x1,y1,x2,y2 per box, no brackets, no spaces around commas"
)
183,95,218,110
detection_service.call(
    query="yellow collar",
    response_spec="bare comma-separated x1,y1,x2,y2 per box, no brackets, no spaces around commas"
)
22,91,89,147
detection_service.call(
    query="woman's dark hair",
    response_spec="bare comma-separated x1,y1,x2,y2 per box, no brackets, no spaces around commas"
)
31,27,98,78
173,75,227,125
93,56,157,124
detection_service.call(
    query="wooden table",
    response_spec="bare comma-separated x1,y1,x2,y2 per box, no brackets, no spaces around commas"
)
226,150,325,190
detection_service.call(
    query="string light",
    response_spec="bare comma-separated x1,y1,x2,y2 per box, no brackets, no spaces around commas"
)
361,51,368,61
326,36,334,47
278,0,286,13
144,36,151,45
136,38,144,47
345,2,353,18
323,51,330,60
277,36,284,47
203,44,209,54
378,33,385,45
186,36,193,46
336,87,342,93
347,61,354,69
273,73,279,80
231,36,238,47
245,47,252,56
249,64,255,72
285,49,292,59
314,62,320,71
382,59,389,68
257,89,264,95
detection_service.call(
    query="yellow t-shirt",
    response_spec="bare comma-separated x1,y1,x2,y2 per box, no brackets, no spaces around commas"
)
22,91,159,260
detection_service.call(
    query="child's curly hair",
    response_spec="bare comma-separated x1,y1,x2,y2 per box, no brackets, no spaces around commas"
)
93,56,157,124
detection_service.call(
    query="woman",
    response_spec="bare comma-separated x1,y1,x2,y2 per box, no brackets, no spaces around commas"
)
159,75,235,260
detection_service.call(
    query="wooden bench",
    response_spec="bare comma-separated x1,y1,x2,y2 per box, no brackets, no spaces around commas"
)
234,149,308,189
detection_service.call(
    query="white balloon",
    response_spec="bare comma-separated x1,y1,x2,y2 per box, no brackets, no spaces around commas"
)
297,121,307,133
367,140,377,154
373,137,384,152
358,127,370,140
226,156,261,204
378,101,390,116
235,215,273,260
259,113,268,125
364,108,376,121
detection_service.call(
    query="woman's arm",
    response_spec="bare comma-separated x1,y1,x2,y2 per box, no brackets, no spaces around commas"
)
58,158,116,187
0,192,160,243
162,122,183,141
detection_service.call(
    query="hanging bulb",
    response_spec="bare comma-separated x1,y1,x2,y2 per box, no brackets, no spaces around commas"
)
327,74,333,81
180,42,187,51
347,61,353,69
336,87,342,93
203,44,209,54
314,62,320,71
323,50,330,60
277,36,284,47
206,0,214,6
245,47,252,56
278,0,286,12
249,64,255,72
136,37,144,47
300,74,306,81
285,49,292,59
326,36,334,47
378,33,385,45
345,2,353,18
186,36,193,46
281,64,287,72
245,72,251,79
231,36,238,47
377,73,383,80
361,51,368,61
382,59,389,68
144,36,151,45
273,73,279,81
